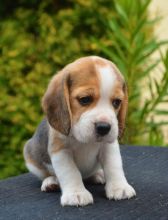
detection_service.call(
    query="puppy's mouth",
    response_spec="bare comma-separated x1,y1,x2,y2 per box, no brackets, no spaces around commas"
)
95,134,113,143
96,135,104,142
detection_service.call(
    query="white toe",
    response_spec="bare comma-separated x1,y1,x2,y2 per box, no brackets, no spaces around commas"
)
61,189,93,207
105,182,136,200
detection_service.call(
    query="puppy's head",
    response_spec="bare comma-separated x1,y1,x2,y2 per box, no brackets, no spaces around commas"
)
42,56,128,143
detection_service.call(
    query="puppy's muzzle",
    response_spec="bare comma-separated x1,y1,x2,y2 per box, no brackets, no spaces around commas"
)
95,122,111,136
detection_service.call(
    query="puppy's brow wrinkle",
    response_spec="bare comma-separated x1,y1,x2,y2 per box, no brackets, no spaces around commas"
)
67,74,73,88
122,82,127,92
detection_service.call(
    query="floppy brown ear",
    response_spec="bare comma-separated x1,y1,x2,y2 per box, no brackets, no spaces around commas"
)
117,84,128,138
42,71,72,135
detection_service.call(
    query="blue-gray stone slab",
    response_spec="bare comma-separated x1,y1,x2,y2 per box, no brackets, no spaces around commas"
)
0,146,168,220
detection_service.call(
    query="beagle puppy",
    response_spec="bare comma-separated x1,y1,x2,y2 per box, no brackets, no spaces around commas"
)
24,56,136,206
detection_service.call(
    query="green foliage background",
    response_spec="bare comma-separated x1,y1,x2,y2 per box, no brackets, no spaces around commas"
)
0,0,168,179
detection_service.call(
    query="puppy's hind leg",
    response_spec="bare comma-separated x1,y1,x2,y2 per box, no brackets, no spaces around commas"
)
26,161,59,192
87,169,105,185
24,139,59,192
41,176,59,192
25,161,48,180
24,140,48,180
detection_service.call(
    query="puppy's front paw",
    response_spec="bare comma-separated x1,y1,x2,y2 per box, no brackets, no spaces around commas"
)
105,182,136,200
61,189,93,207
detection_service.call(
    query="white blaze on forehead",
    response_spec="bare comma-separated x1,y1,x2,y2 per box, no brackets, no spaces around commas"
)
93,64,117,123
98,66,116,100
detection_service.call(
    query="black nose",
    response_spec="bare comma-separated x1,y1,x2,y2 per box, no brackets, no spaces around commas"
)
95,122,111,136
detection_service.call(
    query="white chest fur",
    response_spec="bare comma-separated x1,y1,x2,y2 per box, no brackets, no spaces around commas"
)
70,140,102,179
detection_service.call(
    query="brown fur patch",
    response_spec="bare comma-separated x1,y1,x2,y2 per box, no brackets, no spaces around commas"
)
111,81,125,102
49,132,65,154
66,58,100,123
109,62,124,83
42,72,72,135
94,57,108,67
116,83,128,138
26,158,50,177
45,184,59,192
108,61,128,138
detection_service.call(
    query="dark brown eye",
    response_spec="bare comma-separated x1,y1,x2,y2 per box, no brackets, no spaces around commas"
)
78,96,93,106
112,99,122,109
